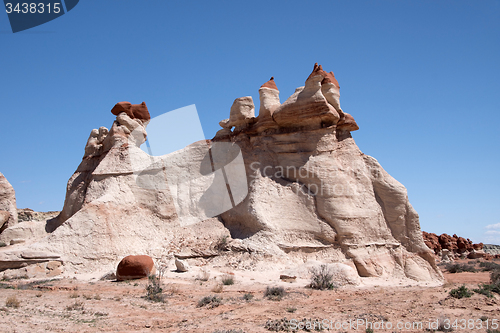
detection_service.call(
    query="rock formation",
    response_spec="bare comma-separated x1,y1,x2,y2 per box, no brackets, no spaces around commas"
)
215,63,441,281
422,231,489,260
0,172,17,235
0,65,443,284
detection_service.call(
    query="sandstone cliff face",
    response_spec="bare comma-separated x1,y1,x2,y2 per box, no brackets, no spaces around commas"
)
0,172,17,235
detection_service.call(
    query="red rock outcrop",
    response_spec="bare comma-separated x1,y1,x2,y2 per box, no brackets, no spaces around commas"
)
422,231,482,255
116,255,155,281
111,101,151,121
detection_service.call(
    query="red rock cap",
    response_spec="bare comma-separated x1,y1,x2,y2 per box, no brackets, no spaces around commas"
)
260,77,278,91
322,71,340,88
111,101,151,121
306,63,327,81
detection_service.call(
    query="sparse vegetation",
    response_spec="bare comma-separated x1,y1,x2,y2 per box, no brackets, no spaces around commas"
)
491,270,500,285
211,283,223,293
445,263,477,273
197,268,211,281
242,293,254,301
473,284,495,298
265,317,323,331
449,285,473,299
221,274,235,285
0,242,7,247
480,261,500,271
167,283,180,295
69,291,79,298
308,264,336,290
286,307,297,313
264,286,285,301
366,329,374,333
197,295,222,308
215,235,229,251
145,274,166,302
66,301,84,311
5,296,20,308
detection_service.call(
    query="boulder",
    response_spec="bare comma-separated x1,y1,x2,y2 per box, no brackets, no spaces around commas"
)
116,255,155,281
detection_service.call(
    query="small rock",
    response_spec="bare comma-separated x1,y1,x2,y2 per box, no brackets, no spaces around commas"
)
175,258,189,272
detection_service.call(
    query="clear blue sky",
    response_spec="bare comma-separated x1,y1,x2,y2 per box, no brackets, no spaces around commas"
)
1,1,499,243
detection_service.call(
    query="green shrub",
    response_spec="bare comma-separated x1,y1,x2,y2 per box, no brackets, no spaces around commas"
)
473,284,495,298
308,264,336,290
0,242,7,247
264,286,285,301
242,293,253,301
198,295,222,308
449,285,473,299
146,274,166,302
221,274,234,285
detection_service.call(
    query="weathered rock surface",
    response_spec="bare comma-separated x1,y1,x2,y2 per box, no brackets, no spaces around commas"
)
116,255,155,281
0,173,17,234
228,96,256,130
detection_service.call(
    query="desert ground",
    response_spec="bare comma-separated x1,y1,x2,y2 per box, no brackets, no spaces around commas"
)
1,259,499,333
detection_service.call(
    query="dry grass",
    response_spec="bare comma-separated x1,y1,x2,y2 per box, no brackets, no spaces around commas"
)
66,301,84,311
211,283,223,293
6,296,20,308
221,274,235,285
197,268,211,281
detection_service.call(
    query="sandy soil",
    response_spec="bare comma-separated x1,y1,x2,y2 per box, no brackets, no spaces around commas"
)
1,261,499,333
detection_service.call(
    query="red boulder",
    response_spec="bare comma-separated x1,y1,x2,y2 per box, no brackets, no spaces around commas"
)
116,255,155,281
